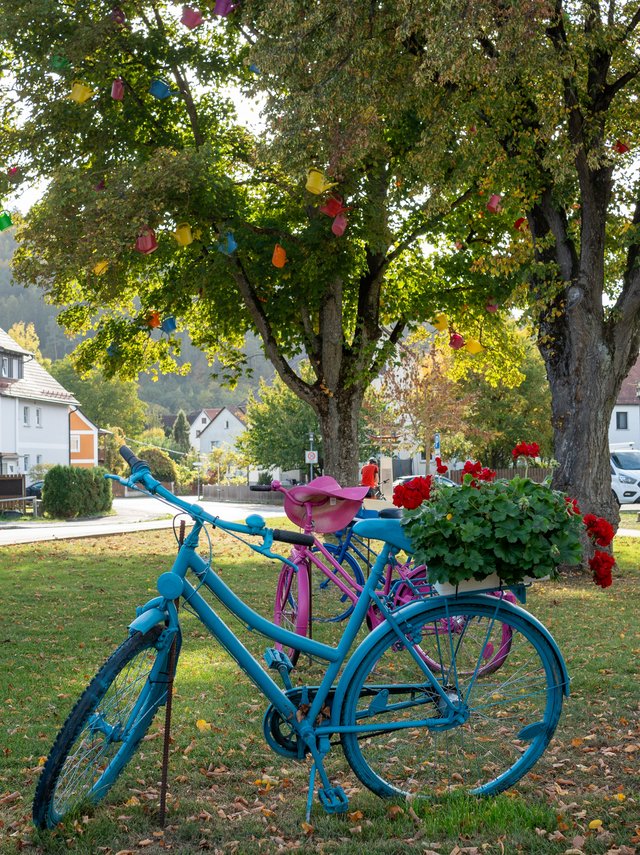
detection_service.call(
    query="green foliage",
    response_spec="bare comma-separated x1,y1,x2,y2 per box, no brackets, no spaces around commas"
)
41,465,112,519
171,409,191,454
50,356,146,434
138,446,177,483
404,477,584,586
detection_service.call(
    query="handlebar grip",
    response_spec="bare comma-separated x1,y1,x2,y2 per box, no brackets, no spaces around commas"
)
249,485,273,492
119,445,149,473
272,529,315,547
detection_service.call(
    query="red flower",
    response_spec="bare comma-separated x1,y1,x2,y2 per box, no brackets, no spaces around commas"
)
583,513,615,547
461,460,496,487
512,441,540,459
588,550,614,588
565,496,581,515
435,456,448,475
392,476,432,510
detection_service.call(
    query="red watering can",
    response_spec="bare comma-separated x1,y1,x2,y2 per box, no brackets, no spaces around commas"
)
486,194,502,214
331,213,348,236
449,332,465,350
181,6,204,28
319,194,346,218
613,140,630,154
135,228,158,255
111,78,125,101
272,244,287,268
513,217,527,231
0,211,13,231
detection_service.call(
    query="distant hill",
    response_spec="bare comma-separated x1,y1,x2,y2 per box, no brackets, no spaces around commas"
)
0,231,274,412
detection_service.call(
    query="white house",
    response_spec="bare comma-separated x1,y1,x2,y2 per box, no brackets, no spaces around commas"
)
188,407,245,455
0,327,78,476
608,355,640,448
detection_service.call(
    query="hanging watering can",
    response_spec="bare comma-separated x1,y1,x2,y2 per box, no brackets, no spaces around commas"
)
214,0,236,15
93,260,109,275
319,194,346,218
513,217,527,231
149,78,177,100
7,167,19,182
432,312,448,332
146,311,161,328
0,211,13,231
50,54,70,71
485,300,498,313
272,244,287,268
486,193,502,214
174,222,193,246
106,343,120,357
135,228,158,254
449,332,465,350
69,81,94,104
161,316,177,333
217,232,237,254
111,77,125,100
614,140,630,154
305,168,337,195
464,338,484,355
331,213,348,237
181,6,204,28
111,6,126,24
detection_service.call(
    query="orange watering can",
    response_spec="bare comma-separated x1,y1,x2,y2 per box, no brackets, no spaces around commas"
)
272,244,287,268
69,82,94,104
146,311,161,328
306,168,337,195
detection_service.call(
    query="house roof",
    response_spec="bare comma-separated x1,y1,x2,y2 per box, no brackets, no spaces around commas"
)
0,327,78,405
188,406,245,426
617,354,640,405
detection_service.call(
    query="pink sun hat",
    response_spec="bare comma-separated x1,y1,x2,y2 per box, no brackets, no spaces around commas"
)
283,476,369,533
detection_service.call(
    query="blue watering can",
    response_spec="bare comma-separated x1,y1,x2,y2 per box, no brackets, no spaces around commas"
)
149,78,178,100
161,317,177,334
217,232,237,254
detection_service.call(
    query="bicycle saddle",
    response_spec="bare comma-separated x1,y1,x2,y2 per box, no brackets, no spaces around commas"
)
284,476,369,533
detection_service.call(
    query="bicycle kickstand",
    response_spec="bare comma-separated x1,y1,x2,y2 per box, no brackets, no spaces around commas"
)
303,734,349,820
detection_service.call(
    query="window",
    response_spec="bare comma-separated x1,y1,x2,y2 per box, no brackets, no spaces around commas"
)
616,411,628,430
36,455,42,465
201,416,207,424
0,356,8,377
225,420,229,429
210,440,220,450
35,407,42,427
0,354,23,379
71,435,80,453
23,455,30,472
23,406,30,426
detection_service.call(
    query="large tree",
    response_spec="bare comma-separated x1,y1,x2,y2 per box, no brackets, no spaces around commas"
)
1,0,520,486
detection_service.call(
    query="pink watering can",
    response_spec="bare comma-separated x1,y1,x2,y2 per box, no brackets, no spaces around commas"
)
214,0,236,15
319,194,347,218
331,213,348,237
486,194,502,214
485,300,498,313
306,168,337,195
181,6,204,28
174,222,193,246
135,228,158,255
449,332,465,350
111,78,125,101
272,244,287,268
0,211,13,231
69,81,94,104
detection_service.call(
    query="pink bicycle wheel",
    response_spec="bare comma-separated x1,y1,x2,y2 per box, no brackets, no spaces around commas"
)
273,561,310,667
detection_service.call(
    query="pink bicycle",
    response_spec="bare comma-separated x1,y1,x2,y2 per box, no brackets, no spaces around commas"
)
251,477,515,672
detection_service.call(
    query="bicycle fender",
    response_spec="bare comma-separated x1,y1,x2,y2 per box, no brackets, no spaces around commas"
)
352,518,414,553
330,594,569,725
129,607,168,635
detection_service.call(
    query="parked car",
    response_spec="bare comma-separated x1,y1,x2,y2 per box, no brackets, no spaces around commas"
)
25,480,44,499
610,446,640,505
392,474,459,489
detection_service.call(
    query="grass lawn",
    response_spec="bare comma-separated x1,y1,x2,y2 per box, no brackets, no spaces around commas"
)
619,510,640,532
0,528,638,854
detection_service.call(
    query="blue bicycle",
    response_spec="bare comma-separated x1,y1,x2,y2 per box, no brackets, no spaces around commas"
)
33,447,569,829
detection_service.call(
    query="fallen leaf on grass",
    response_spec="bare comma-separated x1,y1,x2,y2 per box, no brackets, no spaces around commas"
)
588,819,603,829
387,805,404,820
300,822,314,836
347,810,363,822
196,719,212,732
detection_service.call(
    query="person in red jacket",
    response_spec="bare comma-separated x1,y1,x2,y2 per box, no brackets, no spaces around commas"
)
360,457,379,498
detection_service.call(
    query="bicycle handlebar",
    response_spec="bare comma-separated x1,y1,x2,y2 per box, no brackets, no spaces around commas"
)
272,529,314,546
249,485,273,492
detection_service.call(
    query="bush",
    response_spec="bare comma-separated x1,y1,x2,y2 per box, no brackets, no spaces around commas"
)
138,447,178,483
42,466,113,519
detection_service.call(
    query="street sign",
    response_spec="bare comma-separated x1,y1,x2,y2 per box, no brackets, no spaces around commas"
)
305,450,318,464
434,433,441,455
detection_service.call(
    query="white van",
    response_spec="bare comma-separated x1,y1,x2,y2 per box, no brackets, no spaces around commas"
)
610,444,640,505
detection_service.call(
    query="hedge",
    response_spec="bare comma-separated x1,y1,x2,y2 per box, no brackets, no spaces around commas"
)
41,466,113,519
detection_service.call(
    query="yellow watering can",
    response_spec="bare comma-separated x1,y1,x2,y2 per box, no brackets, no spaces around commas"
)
465,338,484,355
69,81,94,104
174,223,193,246
432,312,448,332
93,260,109,275
306,168,337,195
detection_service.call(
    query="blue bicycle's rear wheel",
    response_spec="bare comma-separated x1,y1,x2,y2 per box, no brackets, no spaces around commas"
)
33,626,175,829
340,598,564,799
310,543,364,622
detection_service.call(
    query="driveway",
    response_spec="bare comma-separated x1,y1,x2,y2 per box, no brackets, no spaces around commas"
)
0,495,285,546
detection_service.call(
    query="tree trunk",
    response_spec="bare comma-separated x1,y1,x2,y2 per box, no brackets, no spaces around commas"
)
315,385,364,486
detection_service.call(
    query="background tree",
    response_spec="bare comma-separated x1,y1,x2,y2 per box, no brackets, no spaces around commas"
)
50,356,146,435
2,0,520,487
171,409,191,455
6,321,51,368
137,447,177,483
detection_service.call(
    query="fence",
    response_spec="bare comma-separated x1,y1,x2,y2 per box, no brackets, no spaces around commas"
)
446,467,554,484
202,484,284,506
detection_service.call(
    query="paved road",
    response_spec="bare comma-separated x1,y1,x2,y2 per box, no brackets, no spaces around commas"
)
0,495,286,546
0,496,637,547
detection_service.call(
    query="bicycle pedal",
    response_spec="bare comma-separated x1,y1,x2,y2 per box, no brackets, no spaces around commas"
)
264,648,294,673
318,786,349,814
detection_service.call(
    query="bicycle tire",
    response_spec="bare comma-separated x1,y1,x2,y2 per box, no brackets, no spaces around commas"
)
33,626,174,829
273,560,310,667
310,543,364,622
340,598,564,800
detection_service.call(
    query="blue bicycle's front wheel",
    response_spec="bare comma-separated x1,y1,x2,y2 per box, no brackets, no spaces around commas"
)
340,598,564,799
33,626,176,829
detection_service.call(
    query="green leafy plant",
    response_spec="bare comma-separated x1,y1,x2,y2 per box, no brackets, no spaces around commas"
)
402,476,585,587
